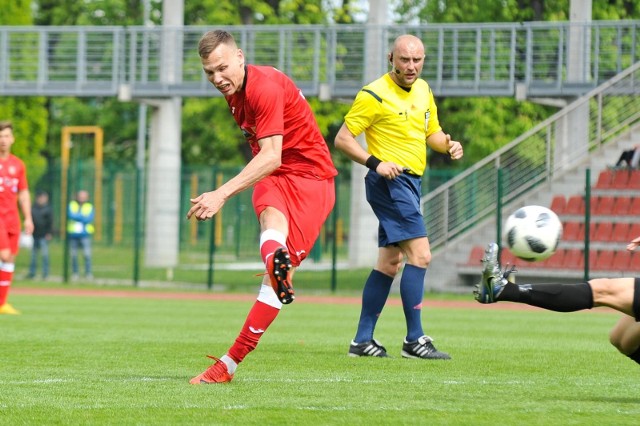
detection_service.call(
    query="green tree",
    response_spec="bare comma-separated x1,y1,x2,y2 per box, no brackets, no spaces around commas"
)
401,0,639,23
31,0,356,169
0,1,49,189
33,0,163,26
393,0,640,169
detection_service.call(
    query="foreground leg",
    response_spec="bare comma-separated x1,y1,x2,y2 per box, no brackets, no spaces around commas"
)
267,247,294,304
610,316,640,364
475,243,594,312
398,264,451,360
190,285,283,384
348,269,393,358
349,247,401,358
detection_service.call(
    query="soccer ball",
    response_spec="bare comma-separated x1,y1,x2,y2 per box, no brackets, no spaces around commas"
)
503,205,563,262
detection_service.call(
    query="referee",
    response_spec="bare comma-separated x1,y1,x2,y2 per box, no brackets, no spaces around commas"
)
335,34,463,360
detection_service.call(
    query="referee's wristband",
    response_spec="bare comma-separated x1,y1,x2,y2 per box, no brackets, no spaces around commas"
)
365,155,382,171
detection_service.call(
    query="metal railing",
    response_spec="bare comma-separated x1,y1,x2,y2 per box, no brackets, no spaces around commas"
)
0,21,638,98
422,61,640,251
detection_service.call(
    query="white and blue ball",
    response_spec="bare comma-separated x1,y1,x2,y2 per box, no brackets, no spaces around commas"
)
504,205,563,262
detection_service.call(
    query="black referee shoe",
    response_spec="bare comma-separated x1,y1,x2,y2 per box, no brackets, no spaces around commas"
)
348,339,389,357
401,335,451,360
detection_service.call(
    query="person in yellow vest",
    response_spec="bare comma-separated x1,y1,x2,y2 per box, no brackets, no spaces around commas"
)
67,190,94,280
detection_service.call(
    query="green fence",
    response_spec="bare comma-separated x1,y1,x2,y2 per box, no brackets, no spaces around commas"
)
20,161,457,291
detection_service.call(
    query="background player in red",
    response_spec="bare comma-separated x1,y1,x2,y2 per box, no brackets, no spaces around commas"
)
0,121,33,315
187,30,337,384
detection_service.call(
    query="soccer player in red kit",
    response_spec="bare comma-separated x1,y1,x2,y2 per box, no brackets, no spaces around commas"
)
0,121,33,315
187,30,337,383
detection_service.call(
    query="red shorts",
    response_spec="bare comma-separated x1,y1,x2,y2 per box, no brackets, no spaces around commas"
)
253,174,335,266
0,217,20,255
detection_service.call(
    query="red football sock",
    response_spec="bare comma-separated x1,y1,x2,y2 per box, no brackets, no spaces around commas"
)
0,268,13,306
227,300,280,363
260,239,284,265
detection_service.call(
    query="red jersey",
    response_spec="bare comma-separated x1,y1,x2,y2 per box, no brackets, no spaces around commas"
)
0,154,28,230
225,65,337,180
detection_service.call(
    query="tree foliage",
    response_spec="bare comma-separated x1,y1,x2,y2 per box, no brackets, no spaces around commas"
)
393,0,640,168
0,1,49,190
30,0,353,169
18,0,640,175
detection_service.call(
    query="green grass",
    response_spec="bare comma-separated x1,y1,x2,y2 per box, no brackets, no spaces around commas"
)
2,288,640,425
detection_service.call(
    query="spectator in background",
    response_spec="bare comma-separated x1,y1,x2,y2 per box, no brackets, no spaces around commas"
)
27,190,53,280
614,145,640,169
67,190,94,280
0,120,33,315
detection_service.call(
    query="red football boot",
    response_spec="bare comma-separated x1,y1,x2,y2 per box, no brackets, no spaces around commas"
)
189,356,234,384
267,247,294,304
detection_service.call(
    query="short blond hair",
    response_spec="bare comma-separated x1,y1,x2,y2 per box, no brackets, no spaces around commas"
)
198,30,237,59
0,121,13,132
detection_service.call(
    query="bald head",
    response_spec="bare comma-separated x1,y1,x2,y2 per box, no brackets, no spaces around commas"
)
388,34,425,88
392,34,425,55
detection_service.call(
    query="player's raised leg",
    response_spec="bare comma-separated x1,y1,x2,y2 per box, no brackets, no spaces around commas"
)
475,242,594,312
266,246,294,304
474,242,507,303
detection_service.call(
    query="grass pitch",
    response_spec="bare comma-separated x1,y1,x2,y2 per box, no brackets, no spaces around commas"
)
2,287,639,425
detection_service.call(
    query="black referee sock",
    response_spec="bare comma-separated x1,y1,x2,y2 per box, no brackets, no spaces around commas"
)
496,282,593,312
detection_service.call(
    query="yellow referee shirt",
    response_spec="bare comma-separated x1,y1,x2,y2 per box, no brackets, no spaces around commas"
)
344,73,441,176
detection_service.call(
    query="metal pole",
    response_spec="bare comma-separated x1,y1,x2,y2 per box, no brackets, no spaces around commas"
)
63,165,71,283
584,168,591,282
133,167,142,286
330,175,339,292
133,1,150,286
496,167,503,260
133,104,147,286
207,167,217,290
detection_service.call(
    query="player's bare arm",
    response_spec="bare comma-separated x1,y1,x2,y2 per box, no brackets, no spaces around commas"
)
426,131,463,160
18,189,33,234
187,135,283,221
334,123,405,179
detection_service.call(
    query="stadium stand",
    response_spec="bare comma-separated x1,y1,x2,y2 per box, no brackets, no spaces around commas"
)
543,249,566,268
563,248,583,269
463,166,640,276
611,222,630,242
612,196,631,215
467,246,485,266
550,195,566,214
629,170,640,190
594,169,614,189
562,221,581,241
565,195,585,215
611,170,631,188
594,249,614,270
593,196,615,215
612,250,632,270
593,222,613,242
